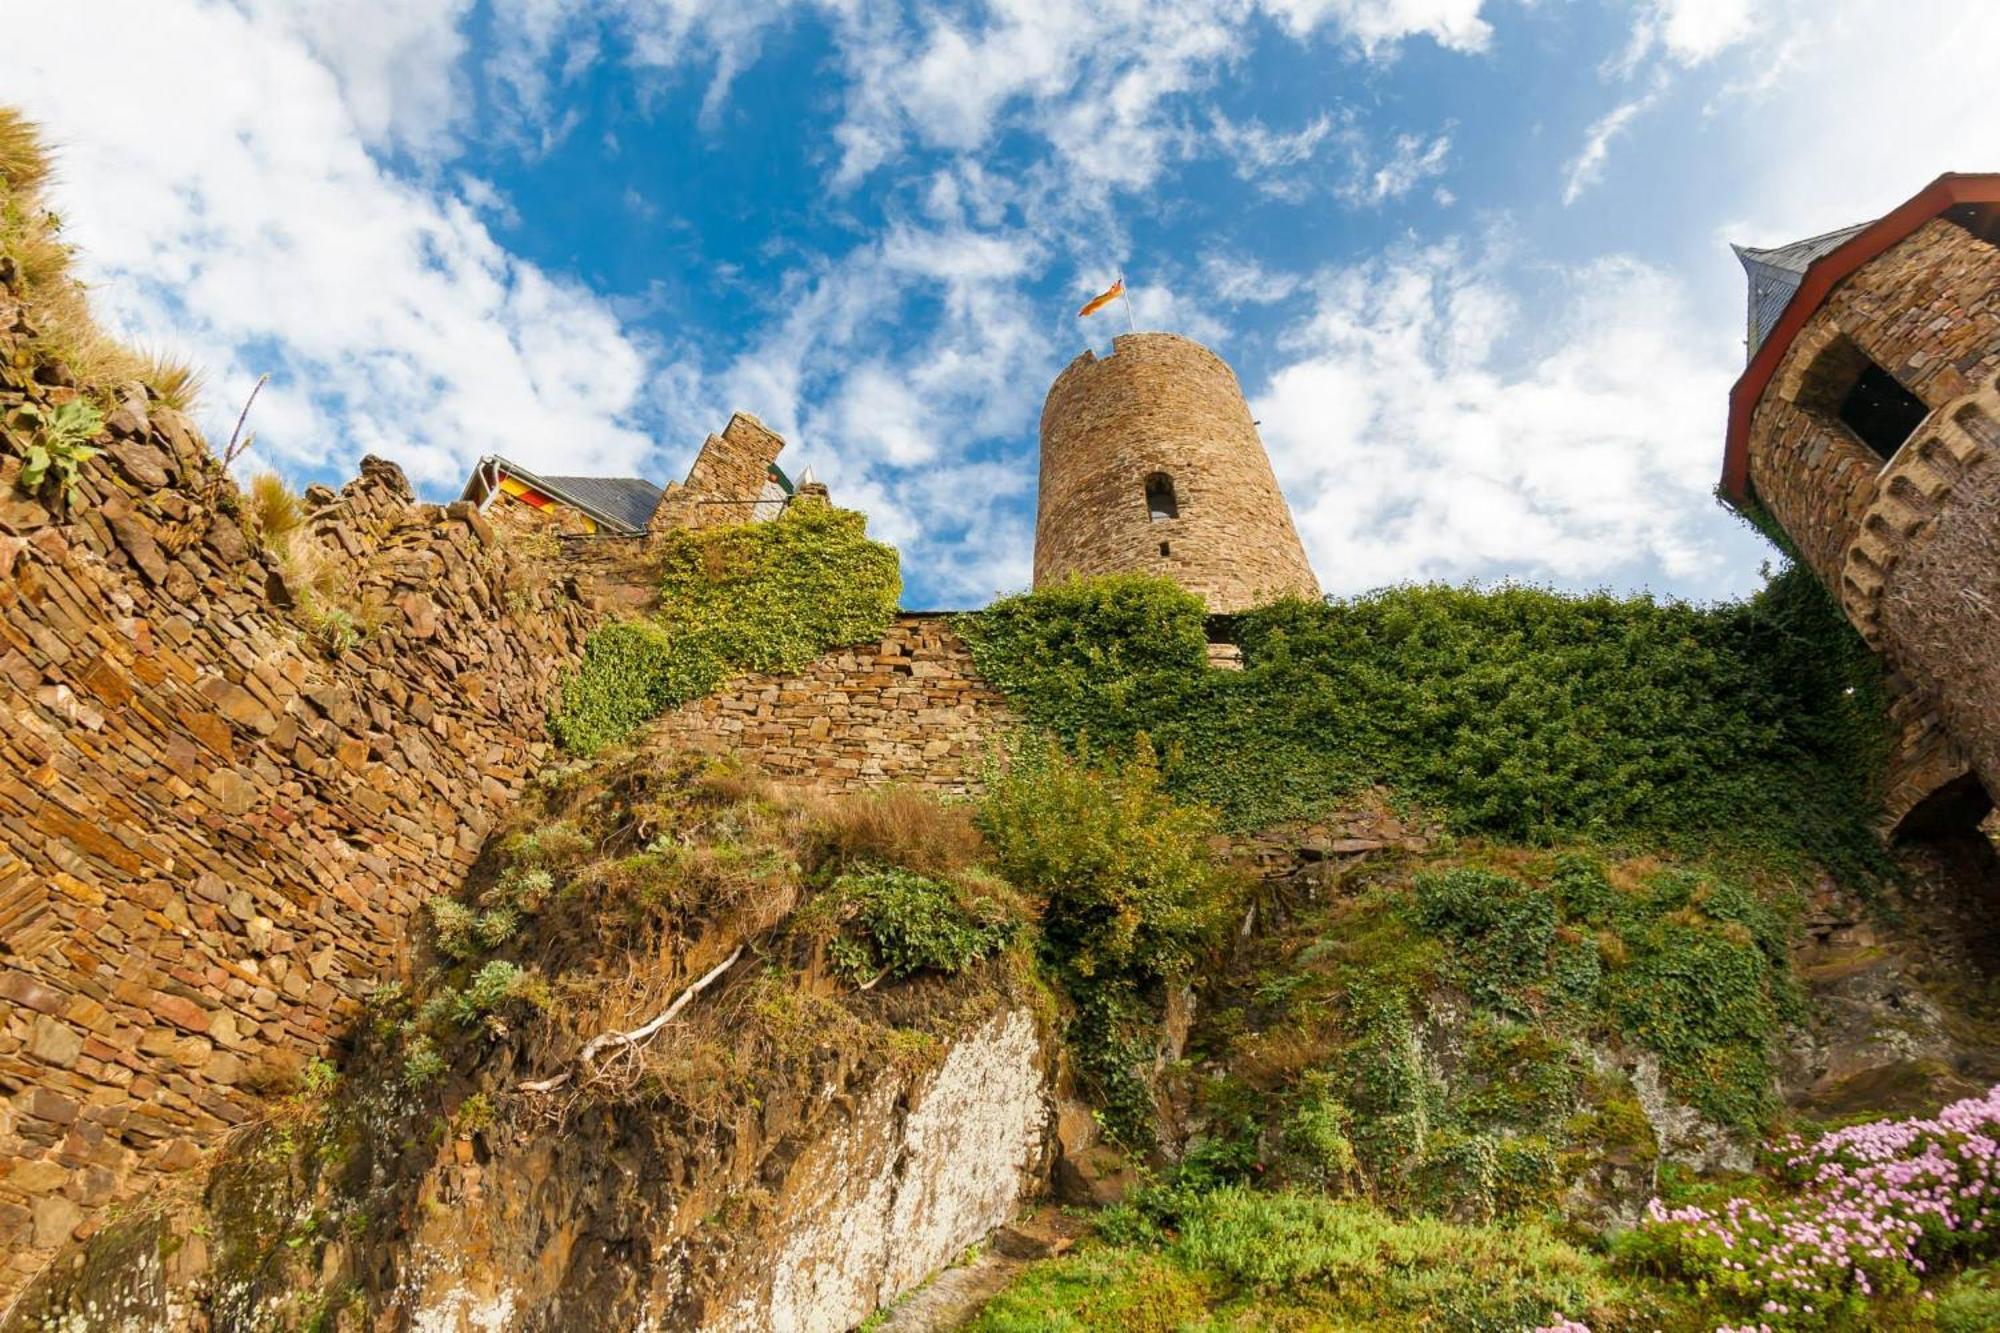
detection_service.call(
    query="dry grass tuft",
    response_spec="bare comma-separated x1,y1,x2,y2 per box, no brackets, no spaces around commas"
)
248,471,304,545
137,349,204,412
0,106,205,409
246,471,383,655
803,786,987,878
0,107,50,196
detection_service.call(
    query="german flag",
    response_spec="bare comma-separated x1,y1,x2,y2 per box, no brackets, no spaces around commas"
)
1078,278,1124,318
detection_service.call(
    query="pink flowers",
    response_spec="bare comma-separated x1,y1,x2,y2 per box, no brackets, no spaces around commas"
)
1628,1085,2000,1330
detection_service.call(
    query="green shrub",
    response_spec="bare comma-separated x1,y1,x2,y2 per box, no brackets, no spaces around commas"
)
977,739,1236,1144
449,961,547,1024
400,1035,445,1089
813,866,1017,985
1412,868,1560,1015
1281,1073,1358,1187
550,504,900,754
978,737,1229,988
427,896,479,961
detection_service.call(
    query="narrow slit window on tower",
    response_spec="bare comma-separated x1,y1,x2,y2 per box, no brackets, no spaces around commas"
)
1944,203,2000,248
1836,364,1930,461
1145,472,1178,520
1795,334,1930,463
1159,541,1170,557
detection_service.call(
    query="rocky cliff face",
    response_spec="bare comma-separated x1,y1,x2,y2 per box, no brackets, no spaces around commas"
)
4,750,1059,1333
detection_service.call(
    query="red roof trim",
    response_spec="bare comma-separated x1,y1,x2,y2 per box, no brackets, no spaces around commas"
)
1721,173,2000,504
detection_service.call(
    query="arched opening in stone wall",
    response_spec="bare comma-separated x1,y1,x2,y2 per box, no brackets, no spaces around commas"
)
1145,472,1179,521
1894,771,1995,843
1794,333,1931,462
1945,203,2000,248
1892,774,2000,977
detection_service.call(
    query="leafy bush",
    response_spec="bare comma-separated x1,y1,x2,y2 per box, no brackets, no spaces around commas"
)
550,503,899,753
978,739,1236,1143
979,738,1229,987
1412,869,1560,1015
959,568,1889,877
811,865,1018,985
14,400,102,510
449,961,548,1024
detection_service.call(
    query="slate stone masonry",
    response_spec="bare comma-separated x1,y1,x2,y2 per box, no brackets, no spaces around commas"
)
0,318,612,1295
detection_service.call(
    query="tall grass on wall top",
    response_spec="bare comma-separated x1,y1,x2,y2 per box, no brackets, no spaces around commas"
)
549,503,900,754
0,107,200,408
958,564,1890,875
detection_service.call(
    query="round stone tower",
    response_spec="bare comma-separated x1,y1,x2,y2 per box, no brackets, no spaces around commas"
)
1723,176,2000,834
1034,331,1320,613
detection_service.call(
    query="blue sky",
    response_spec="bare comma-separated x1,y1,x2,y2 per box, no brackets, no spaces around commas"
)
7,1,1995,607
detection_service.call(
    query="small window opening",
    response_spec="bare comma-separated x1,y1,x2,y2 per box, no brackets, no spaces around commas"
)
1944,203,2000,248
1795,334,1929,462
1159,541,1170,557
1144,472,1178,521
1837,364,1930,461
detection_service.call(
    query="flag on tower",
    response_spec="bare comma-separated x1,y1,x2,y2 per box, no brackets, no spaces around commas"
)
1078,278,1125,318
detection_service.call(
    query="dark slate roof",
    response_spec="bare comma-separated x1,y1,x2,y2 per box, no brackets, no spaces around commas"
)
539,474,662,532
1733,222,1870,360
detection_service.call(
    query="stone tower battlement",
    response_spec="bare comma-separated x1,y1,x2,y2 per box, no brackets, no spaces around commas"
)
1033,331,1320,613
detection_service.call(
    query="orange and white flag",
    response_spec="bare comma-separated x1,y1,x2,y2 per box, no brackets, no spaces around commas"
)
1078,278,1124,318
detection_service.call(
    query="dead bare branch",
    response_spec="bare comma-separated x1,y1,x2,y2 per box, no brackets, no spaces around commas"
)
519,945,743,1095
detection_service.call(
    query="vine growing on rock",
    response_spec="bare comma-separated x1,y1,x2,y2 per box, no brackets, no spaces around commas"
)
958,565,1891,877
549,503,900,753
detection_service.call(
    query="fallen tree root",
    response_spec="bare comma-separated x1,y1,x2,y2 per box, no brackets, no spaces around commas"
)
519,945,743,1095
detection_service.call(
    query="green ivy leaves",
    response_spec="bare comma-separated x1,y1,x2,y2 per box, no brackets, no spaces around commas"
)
549,504,901,754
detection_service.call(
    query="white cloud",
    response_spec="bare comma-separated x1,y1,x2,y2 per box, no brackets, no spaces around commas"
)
1561,90,1660,205
1260,0,1492,54
1215,112,1341,177
1342,130,1452,205
1256,244,1745,595
236,0,476,158
2,0,656,492
1205,254,1304,305
1713,1,2000,240
1621,0,1762,70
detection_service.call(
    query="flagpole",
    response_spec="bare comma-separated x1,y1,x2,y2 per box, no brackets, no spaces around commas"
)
1120,274,1136,334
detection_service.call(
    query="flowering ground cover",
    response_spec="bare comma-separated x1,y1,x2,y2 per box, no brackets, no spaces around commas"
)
1615,1086,2000,1330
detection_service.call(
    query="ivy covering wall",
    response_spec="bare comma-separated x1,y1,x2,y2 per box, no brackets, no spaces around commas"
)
958,565,1890,874
549,504,900,753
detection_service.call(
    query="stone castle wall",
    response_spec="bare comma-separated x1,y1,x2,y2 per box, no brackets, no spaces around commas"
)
0,353,622,1293
1034,332,1320,614
645,615,1014,794
1747,215,2000,826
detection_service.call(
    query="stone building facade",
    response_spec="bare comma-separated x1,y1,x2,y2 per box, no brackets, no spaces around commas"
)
1034,332,1320,613
648,411,794,531
1724,176,2000,831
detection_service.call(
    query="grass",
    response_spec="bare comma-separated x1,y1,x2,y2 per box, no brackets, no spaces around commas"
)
968,1188,1638,1332
243,470,383,655
0,106,201,410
